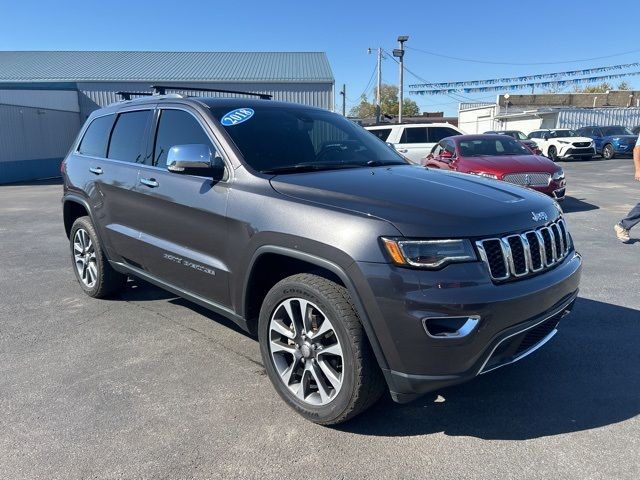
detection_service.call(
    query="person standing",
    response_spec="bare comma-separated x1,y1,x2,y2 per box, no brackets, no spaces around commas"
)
614,135,640,243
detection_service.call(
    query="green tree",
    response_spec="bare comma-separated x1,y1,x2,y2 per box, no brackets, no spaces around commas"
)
617,81,631,90
349,93,377,118
348,83,420,118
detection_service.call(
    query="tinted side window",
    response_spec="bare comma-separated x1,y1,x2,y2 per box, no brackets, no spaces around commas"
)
369,128,392,141
78,115,114,157
429,127,459,143
107,110,151,163
443,139,456,154
154,110,215,168
528,131,539,139
400,127,429,143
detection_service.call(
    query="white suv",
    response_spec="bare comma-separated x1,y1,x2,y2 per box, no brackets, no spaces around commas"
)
527,129,595,161
366,123,464,163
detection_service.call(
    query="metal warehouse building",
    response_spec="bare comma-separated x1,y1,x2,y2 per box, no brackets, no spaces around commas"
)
0,51,335,184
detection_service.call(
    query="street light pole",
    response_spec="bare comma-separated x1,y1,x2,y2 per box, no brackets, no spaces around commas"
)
393,35,409,124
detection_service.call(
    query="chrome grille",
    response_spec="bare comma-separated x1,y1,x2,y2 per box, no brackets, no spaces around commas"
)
476,218,571,281
502,172,551,187
572,141,591,148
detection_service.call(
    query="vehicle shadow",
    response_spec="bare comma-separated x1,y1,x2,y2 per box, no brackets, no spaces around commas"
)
119,278,253,338
338,298,640,440
560,196,599,213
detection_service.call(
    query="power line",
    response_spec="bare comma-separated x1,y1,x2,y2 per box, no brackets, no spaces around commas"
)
405,46,640,66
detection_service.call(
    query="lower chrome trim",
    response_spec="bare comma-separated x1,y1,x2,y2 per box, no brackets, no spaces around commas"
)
477,294,576,375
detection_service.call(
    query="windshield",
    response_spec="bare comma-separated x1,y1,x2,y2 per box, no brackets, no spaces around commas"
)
601,126,634,136
459,137,532,157
209,105,407,173
550,130,577,138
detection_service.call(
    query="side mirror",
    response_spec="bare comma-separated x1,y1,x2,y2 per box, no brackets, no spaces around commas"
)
167,144,225,177
542,133,550,141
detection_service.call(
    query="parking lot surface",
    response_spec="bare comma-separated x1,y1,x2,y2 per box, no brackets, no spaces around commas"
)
1,158,639,479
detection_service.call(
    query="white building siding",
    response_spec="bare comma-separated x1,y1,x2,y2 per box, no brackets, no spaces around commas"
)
458,106,496,134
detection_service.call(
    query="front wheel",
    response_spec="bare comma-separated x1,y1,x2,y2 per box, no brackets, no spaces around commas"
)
258,273,384,425
547,146,559,161
602,144,615,160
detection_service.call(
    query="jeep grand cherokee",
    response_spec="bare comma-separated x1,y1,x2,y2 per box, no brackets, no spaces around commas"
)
62,92,582,425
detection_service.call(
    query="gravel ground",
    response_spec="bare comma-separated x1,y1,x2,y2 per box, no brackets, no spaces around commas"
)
0,158,638,479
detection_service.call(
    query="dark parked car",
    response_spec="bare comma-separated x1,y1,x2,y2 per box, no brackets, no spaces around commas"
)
484,130,542,155
424,135,566,200
61,92,582,424
575,125,638,159
633,126,640,136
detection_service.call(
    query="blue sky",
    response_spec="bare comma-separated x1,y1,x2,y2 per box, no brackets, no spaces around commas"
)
2,0,639,116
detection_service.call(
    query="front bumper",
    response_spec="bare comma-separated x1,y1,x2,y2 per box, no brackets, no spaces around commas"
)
613,143,635,155
352,250,582,403
559,146,595,158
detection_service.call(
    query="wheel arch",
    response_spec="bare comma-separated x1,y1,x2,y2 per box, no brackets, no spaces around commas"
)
62,195,93,238
242,246,390,372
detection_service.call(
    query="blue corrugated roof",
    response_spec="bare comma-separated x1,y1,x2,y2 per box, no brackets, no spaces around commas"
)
0,51,334,83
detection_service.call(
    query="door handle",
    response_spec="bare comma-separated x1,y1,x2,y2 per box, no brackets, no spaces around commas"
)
397,149,409,153
140,177,159,188
89,167,103,175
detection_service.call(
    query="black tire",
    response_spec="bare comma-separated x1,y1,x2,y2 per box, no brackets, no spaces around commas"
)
69,216,126,298
602,144,615,160
258,273,385,425
547,145,559,161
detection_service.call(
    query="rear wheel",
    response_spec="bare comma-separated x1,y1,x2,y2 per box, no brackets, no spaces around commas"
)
602,144,615,160
547,146,559,161
70,216,126,298
258,273,384,425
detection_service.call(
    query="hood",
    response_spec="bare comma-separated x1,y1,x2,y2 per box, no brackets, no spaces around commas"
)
270,165,560,238
563,136,593,143
460,154,558,175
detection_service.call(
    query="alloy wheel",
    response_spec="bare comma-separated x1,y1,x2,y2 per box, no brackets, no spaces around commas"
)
73,228,98,288
268,298,344,406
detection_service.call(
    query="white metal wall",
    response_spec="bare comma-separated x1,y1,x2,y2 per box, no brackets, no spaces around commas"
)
458,106,496,133
0,104,80,163
557,108,640,129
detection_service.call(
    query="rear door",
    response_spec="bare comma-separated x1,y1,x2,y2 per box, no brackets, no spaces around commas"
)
133,105,232,307
394,126,460,163
80,108,154,266
394,126,430,163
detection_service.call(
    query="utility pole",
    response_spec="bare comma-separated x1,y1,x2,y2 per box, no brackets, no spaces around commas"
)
339,84,346,117
393,36,409,124
368,47,383,123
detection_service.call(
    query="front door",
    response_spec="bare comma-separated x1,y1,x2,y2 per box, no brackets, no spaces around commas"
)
134,106,232,308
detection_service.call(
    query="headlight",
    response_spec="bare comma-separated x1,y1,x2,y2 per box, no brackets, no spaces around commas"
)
382,238,477,268
557,140,570,144
468,171,498,179
552,168,564,180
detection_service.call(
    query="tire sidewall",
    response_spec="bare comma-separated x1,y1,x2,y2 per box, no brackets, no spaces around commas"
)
603,144,613,159
258,278,358,424
69,217,102,296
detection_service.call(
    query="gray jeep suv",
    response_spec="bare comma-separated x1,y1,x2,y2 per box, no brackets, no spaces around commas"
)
62,92,582,425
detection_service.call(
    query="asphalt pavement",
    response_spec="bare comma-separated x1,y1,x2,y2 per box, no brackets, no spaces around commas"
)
1,157,639,479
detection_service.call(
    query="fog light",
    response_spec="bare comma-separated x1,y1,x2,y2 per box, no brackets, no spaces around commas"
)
422,316,480,338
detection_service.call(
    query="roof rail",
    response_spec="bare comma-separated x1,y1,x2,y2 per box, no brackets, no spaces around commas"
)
151,85,272,100
116,91,154,100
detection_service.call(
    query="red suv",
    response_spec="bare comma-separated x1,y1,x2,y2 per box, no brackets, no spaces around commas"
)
424,135,566,200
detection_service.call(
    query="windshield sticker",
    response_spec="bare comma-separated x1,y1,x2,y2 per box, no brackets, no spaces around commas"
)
221,108,254,126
